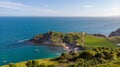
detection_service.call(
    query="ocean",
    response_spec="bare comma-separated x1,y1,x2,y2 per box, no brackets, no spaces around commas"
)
0,17,120,65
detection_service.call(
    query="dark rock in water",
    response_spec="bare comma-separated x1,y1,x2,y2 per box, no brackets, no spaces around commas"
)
109,28,120,37
91,34,106,38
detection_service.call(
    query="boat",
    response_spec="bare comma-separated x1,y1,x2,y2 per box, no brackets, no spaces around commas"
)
34,46,40,52
34,49,40,52
2,60,7,63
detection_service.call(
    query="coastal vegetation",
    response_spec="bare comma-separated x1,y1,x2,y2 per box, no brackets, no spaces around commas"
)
53,47,120,67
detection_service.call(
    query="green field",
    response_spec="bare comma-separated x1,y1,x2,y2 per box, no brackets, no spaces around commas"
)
85,35,118,48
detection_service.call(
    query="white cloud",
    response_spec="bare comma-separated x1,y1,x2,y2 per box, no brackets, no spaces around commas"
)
111,7,120,10
111,7,120,16
0,1,61,16
0,1,25,9
83,5,93,8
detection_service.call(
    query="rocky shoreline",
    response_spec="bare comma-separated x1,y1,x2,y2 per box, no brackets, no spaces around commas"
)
109,28,120,37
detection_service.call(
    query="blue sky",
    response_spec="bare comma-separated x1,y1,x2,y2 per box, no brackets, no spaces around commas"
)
0,0,120,16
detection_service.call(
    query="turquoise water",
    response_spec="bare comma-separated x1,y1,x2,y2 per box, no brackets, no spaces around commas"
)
0,17,120,65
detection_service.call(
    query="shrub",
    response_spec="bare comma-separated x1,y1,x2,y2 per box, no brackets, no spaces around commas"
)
117,51,120,57
26,60,32,67
68,64,77,67
47,64,55,67
76,58,84,66
80,50,95,60
97,58,106,64
37,63,45,67
8,63,16,67
69,51,79,61
61,53,72,60
94,53,105,58
26,60,39,67
92,48,99,52
63,34,74,44
59,58,68,63
32,60,39,67
102,51,117,60
114,62,120,65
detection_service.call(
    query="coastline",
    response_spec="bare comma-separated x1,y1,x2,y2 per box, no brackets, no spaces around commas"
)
1,31,120,66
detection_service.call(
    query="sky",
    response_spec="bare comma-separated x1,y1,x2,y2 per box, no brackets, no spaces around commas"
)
0,0,120,16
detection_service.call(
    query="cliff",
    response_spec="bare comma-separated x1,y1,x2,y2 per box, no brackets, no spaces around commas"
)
109,28,120,37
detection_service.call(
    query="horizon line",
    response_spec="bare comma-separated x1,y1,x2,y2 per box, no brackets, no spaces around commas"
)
0,16,120,17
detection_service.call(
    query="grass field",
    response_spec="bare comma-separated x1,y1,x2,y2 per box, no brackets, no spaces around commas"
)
85,35,118,48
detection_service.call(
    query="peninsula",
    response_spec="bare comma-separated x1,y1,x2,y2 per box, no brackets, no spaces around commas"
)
29,31,119,51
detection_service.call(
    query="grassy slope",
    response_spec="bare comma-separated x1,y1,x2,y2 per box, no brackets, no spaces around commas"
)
85,35,118,48
2,58,120,67
1,58,58,67
93,58,120,67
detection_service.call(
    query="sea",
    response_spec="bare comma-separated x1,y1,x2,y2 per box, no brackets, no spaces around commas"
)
0,17,120,65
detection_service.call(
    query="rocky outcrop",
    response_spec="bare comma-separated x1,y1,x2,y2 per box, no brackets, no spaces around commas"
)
109,28,120,37
108,36,120,43
92,34,106,38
